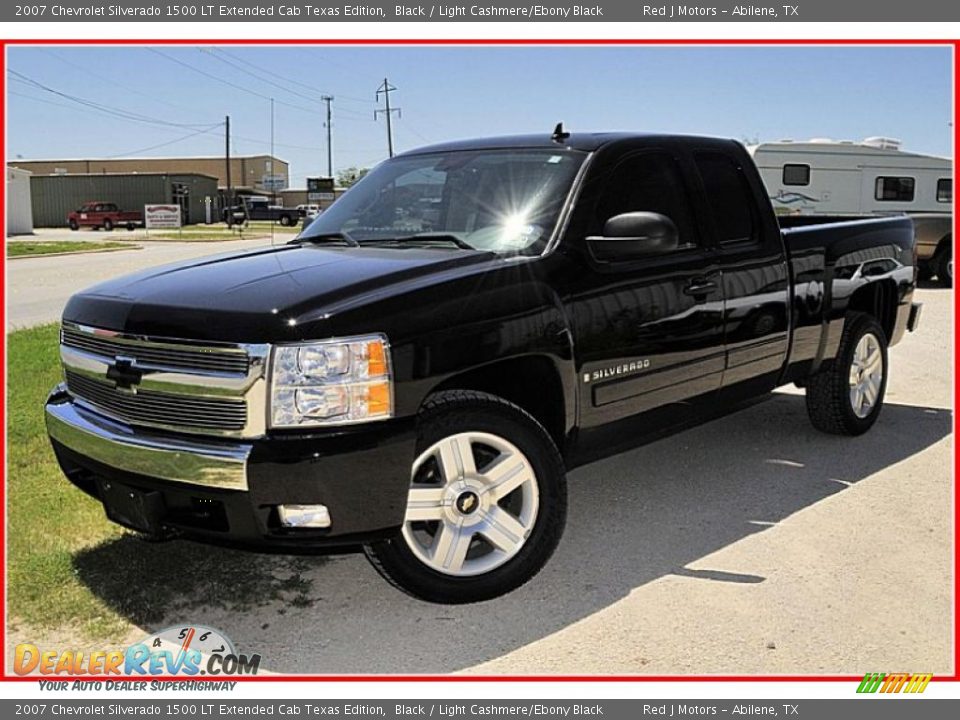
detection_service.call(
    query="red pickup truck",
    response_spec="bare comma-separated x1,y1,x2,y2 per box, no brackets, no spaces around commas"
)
67,202,143,231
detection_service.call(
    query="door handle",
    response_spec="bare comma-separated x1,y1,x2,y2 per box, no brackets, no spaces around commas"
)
683,279,718,297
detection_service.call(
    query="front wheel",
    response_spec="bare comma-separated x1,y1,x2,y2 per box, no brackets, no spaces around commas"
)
364,391,567,603
103,218,114,232
279,214,293,227
805,312,888,435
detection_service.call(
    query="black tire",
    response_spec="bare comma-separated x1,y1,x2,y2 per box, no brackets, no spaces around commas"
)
126,222,136,231
934,246,952,288
103,218,114,232
279,214,293,227
917,261,933,282
364,390,567,604
68,220,79,231
805,312,888,436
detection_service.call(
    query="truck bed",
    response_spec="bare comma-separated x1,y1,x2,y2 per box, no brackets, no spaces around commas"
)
779,214,916,383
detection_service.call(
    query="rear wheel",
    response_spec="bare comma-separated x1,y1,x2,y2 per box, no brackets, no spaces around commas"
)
364,391,566,603
805,313,888,436
279,214,293,227
68,219,79,231
103,218,114,232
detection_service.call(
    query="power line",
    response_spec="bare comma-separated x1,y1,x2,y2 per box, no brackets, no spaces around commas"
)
201,49,371,123
7,69,216,130
8,87,312,157
148,48,330,118
105,124,225,158
40,49,197,115
211,48,375,107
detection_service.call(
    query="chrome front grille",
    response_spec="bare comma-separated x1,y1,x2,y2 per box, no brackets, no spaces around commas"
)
61,325,249,375
65,371,247,432
59,322,269,438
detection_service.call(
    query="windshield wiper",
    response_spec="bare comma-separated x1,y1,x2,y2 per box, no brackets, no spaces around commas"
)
361,233,476,250
296,231,360,247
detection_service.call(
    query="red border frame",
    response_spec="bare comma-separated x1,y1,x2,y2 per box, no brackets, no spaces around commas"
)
0,36,957,684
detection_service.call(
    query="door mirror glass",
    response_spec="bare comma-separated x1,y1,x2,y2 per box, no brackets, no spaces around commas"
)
587,212,679,262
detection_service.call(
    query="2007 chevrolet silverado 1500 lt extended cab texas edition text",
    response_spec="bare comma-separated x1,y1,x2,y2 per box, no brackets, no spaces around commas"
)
46,130,922,603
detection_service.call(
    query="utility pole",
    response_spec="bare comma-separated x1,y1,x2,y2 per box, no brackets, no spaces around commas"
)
270,98,275,244
224,115,233,228
375,78,401,158
322,95,334,178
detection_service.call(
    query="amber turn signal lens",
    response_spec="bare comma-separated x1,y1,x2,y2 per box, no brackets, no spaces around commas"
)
366,382,391,416
367,340,388,377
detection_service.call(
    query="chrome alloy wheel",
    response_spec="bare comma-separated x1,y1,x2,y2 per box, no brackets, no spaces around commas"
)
849,332,884,419
401,431,540,577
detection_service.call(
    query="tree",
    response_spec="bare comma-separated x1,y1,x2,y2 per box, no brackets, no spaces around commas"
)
337,167,370,188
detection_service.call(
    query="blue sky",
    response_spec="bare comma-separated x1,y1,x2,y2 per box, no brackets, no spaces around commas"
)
6,46,953,187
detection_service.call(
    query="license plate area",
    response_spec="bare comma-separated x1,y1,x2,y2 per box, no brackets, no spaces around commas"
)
96,478,164,533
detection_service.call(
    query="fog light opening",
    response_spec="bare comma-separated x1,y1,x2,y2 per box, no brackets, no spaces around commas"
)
278,504,331,529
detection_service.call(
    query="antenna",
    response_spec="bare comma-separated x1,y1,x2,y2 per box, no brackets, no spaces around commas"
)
552,122,570,143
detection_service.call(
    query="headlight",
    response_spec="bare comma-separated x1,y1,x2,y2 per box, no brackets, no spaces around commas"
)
269,334,392,428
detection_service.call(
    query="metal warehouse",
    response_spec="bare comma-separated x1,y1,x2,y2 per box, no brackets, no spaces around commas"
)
30,172,219,228
11,154,288,192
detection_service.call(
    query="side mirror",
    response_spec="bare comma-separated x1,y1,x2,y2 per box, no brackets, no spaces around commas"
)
587,212,679,262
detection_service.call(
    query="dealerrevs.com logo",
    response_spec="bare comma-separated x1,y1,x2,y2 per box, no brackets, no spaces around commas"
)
14,625,261,676
856,673,932,694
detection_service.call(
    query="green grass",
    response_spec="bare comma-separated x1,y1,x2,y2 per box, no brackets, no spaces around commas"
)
7,241,135,257
7,323,327,641
7,324,126,637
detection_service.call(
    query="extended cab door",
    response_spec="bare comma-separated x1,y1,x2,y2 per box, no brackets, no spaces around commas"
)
690,148,790,396
567,148,726,430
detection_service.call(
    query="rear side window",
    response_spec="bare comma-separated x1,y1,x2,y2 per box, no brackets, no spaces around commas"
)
937,178,952,203
694,153,757,245
875,176,915,202
596,152,700,249
782,164,810,186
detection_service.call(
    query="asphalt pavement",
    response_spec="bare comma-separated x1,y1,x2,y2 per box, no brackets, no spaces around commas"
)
5,235,954,675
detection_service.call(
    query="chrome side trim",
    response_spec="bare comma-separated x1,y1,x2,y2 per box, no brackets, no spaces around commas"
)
46,399,251,491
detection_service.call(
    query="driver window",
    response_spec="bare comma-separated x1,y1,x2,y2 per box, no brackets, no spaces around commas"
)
596,152,700,249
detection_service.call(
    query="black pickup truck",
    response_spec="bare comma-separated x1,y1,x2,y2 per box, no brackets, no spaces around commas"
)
46,131,921,604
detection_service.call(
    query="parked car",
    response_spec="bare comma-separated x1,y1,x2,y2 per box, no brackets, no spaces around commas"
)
297,204,322,218
222,197,299,227
67,202,143,231
46,131,921,604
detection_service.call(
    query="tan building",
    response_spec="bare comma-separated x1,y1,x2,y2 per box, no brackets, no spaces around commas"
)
10,155,289,192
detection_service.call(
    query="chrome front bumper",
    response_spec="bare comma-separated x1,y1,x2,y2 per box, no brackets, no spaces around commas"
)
45,395,251,491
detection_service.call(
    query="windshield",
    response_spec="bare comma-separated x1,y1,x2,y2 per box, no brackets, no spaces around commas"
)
300,148,586,254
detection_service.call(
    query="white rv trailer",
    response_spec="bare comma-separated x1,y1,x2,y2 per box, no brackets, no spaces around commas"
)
749,138,954,285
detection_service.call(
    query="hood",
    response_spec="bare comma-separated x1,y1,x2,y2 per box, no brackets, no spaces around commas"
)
63,243,497,342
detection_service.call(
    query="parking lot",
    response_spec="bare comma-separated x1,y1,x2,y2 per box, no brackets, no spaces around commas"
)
5,240,954,675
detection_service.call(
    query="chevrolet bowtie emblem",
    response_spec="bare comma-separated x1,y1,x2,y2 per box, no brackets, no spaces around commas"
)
106,356,143,393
